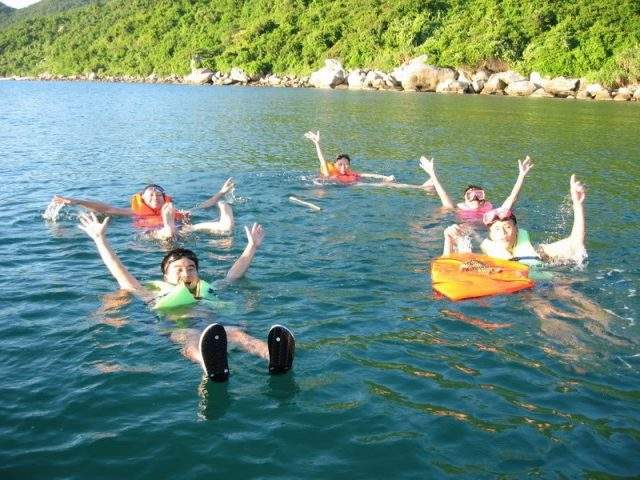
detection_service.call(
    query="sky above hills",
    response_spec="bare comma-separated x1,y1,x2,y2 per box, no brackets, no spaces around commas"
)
1,0,41,8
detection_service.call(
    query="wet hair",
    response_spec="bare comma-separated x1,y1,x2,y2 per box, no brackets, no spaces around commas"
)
335,154,351,164
161,248,199,274
463,184,484,194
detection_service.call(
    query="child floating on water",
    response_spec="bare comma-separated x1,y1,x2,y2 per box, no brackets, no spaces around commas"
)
77,212,294,381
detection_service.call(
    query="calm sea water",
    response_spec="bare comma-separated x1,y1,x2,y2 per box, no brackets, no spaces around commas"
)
1,81,639,479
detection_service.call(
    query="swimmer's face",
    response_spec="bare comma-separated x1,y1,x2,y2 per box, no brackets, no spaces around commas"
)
463,188,486,209
163,257,199,288
142,187,166,210
464,197,485,209
335,157,350,175
488,219,518,246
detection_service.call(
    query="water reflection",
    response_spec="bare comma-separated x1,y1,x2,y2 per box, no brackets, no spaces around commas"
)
264,372,300,403
198,378,232,421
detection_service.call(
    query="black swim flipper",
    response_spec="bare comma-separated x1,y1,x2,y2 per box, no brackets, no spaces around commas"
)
267,325,295,374
199,324,229,382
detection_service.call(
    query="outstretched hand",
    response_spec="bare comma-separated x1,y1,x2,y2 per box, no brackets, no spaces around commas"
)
518,155,534,177
78,212,110,241
419,156,435,176
219,177,235,195
53,195,72,205
570,174,586,205
245,223,265,250
304,130,320,144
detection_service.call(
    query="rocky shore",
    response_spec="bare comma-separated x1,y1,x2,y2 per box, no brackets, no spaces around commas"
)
3,56,638,102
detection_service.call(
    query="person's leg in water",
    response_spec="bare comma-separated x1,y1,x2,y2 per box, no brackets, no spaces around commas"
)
550,283,630,346
169,324,294,378
526,280,631,364
527,292,589,359
170,327,271,363
183,201,234,235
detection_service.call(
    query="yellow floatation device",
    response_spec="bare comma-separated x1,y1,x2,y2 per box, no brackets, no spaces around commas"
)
431,253,535,301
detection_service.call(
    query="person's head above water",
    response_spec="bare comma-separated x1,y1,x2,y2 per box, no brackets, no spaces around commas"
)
141,184,167,210
334,154,352,175
462,184,487,209
483,208,518,247
161,248,199,287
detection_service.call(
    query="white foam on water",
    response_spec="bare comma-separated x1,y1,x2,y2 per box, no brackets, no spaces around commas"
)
457,235,473,253
572,248,588,268
604,308,635,326
42,200,64,222
223,187,237,204
618,356,633,368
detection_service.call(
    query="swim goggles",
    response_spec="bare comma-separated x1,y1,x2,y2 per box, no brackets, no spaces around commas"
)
464,189,485,201
483,208,516,226
143,184,166,195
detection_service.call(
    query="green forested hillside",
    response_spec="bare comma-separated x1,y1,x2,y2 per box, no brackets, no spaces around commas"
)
0,3,15,19
0,0,638,86
0,0,99,27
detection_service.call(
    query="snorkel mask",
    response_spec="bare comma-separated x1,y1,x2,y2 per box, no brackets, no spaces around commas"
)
464,188,485,202
482,208,517,226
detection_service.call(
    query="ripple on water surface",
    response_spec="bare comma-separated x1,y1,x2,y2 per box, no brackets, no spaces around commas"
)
0,81,639,478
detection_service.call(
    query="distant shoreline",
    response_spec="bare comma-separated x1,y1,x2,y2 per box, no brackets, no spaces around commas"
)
2,65,638,104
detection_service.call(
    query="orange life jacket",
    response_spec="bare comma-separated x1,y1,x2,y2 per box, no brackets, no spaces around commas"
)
130,193,187,228
326,162,361,184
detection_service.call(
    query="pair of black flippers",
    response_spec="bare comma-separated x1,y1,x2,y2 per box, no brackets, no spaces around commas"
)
199,324,295,382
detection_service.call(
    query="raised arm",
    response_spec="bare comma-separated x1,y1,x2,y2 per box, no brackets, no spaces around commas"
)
304,130,330,177
199,178,235,209
225,223,265,282
499,156,534,211
78,212,143,292
420,156,454,208
53,195,133,216
538,175,586,263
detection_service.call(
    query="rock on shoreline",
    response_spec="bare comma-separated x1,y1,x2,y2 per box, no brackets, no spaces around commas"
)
2,56,638,102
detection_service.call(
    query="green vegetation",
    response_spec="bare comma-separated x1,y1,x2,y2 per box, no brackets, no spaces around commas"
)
0,0,99,27
0,0,638,86
0,3,15,22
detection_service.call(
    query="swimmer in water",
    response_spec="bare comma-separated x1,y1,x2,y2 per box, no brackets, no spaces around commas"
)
442,174,586,264
53,178,236,240
304,130,433,189
77,211,294,381
441,175,629,359
420,155,534,219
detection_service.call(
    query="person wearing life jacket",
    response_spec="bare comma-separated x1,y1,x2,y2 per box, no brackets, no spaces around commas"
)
442,175,587,266
419,155,533,221
52,178,235,239
324,153,362,184
129,184,189,229
77,212,295,382
305,130,435,188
